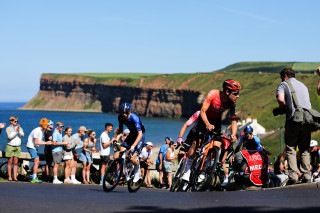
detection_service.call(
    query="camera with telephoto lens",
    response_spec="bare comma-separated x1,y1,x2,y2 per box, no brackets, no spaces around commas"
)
273,107,286,116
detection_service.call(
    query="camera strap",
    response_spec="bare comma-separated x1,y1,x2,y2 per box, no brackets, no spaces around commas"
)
285,79,301,109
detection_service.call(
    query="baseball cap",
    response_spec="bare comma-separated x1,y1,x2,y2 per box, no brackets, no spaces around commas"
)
123,129,130,135
79,126,87,132
146,142,154,147
48,120,54,125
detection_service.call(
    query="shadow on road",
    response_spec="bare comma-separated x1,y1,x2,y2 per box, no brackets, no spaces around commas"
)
114,206,318,213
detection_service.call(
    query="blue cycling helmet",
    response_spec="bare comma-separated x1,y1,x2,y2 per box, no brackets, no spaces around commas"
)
119,102,131,114
244,125,253,133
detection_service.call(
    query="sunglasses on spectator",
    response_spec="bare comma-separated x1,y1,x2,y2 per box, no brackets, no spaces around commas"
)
13,120,18,123
232,91,240,96
92,134,96,136
59,126,64,128
245,132,253,135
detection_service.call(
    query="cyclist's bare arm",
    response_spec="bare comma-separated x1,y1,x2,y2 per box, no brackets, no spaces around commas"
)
201,96,215,130
230,120,237,142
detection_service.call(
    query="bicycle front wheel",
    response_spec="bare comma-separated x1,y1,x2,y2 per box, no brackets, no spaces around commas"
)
103,158,123,192
170,157,187,192
191,147,220,192
128,164,147,193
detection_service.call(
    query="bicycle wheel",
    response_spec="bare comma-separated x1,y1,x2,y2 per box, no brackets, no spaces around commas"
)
128,164,147,193
191,147,219,192
0,162,8,179
170,157,187,192
103,158,123,192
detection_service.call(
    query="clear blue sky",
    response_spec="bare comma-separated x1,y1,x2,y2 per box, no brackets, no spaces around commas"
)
1,0,319,102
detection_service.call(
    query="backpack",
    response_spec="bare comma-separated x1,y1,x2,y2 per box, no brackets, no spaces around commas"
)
286,80,320,132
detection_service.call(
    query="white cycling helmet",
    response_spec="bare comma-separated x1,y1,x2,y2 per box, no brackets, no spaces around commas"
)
310,140,318,147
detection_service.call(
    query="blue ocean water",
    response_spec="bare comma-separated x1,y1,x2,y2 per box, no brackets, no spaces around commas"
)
0,103,187,153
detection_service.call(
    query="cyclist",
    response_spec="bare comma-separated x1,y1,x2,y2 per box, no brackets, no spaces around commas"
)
117,102,146,183
181,79,241,183
176,111,200,162
235,125,262,153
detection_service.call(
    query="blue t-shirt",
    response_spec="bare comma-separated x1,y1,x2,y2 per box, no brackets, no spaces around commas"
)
52,130,63,153
72,133,85,150
156,144,169,164
238,134,261,151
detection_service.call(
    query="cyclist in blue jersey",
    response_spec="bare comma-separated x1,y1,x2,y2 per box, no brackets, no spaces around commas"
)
117,103,146,183
235,125,262,153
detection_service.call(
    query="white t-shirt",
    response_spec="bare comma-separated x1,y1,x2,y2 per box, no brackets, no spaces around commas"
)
99,132,110,156
27,127,43,149
140,147,153,161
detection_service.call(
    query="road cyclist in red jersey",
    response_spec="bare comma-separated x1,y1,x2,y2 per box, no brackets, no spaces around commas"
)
181,79,241,187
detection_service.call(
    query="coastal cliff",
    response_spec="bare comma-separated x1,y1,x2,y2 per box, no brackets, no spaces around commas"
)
22,74,204,118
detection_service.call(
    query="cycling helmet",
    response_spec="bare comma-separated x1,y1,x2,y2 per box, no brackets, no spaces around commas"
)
244,125,253,133
223,79,241,91
119,102,131,114
310,140,318,147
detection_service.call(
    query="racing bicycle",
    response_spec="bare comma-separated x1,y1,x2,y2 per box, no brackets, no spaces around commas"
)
102,149,147,193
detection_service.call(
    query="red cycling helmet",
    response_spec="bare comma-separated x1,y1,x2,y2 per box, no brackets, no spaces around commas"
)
223,79,241,91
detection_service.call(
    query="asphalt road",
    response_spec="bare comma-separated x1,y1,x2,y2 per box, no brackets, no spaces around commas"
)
0,181,319,213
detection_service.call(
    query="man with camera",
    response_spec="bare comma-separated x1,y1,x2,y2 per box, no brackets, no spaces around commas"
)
275,68,312,185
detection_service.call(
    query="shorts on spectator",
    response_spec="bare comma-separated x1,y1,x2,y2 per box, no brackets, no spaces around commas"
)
27,148,39,159
79,151,92,163
156,162,164,172
63,154,73,161
164,161,173,173
100,155,110,164
140,160,149,169
6,145,21,158
52,151,64,164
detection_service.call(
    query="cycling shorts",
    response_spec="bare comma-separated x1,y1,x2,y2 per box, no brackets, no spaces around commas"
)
180,130,195,153
121,133,146,154
195,116,222,144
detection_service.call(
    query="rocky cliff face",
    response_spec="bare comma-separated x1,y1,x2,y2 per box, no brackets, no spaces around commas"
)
22,75,203,118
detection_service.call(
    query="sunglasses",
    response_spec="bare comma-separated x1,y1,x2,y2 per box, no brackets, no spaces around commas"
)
245,132,253,135
91,134,96,136
13,120,18,123
232,91,240,96
59,126,64,128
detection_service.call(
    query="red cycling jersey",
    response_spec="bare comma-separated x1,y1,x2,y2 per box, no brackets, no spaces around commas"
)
201,90,237,121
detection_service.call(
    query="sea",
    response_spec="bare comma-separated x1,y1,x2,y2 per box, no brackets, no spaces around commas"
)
0,102,187,154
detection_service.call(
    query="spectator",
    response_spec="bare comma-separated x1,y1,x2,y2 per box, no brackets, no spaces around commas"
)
274,154,288,186
79,129,97,184
0,122,6,134
113,128,130,159
316,67,320,95
6,116,24,181
27,118,52,183
163,141,178,189
52,122,68,184
99,123,113,185
309,140,320,181
156,137,171,188
63,126,77,184
276,68,312,184
44,120,54,182
71,126,87,184
140,142,154,188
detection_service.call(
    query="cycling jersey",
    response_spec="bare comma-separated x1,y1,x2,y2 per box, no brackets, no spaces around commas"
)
118,113,146,153
185,111,200,132
118,113,145,134
201,90,237,121
237,135,261,151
